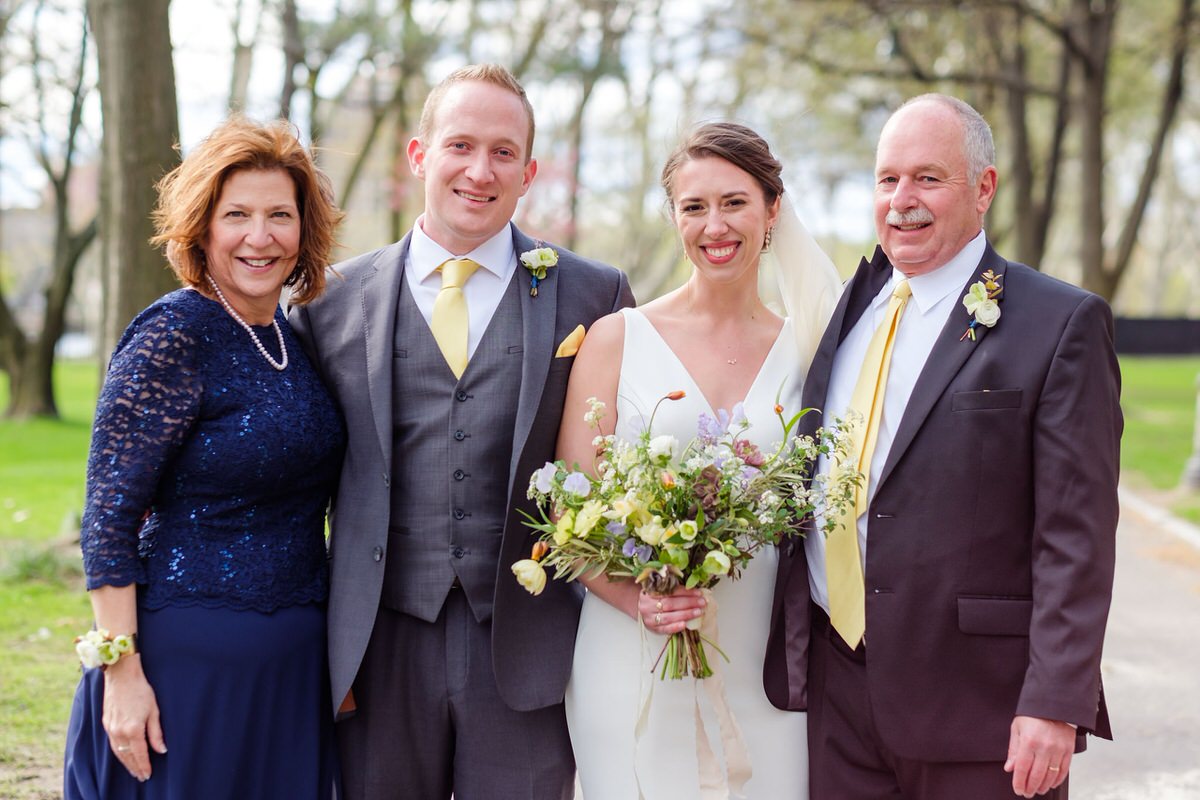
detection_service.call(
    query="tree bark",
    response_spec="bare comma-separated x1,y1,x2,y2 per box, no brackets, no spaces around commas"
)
88,0,180,367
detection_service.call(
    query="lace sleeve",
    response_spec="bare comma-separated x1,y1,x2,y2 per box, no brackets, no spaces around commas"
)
80,304,203,590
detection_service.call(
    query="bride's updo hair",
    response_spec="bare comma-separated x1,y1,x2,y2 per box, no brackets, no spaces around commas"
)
660,122,784,211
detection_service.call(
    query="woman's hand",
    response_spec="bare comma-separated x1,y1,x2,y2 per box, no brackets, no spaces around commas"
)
101,654,166,782
638,588,706,635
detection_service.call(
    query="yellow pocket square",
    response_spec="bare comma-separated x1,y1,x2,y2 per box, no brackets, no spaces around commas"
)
555,324,586,358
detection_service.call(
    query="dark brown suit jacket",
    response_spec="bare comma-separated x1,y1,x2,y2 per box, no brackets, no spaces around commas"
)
764,242,1120,762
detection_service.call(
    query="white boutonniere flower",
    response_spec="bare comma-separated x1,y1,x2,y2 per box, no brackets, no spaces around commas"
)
520,244,559,296
960,269,1004,341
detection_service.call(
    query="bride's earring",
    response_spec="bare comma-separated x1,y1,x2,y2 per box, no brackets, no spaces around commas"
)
762,226,774,252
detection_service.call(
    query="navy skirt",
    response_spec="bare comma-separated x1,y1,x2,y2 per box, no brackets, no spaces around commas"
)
64,602,337,799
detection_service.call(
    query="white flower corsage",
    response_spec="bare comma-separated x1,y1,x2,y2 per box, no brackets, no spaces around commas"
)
75,628,138,670
520,244,558,296
960,269,1003,341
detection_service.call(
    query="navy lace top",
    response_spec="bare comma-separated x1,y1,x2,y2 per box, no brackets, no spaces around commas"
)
80,289,345,612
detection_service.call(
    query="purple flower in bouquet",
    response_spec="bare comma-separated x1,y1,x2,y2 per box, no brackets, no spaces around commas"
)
697,402,747,444
607,521,628,537
694,464,722,514
562,471,591,497
621,537,653,562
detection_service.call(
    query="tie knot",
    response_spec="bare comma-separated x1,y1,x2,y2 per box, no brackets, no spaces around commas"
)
892,279,912,301
440,258,480,290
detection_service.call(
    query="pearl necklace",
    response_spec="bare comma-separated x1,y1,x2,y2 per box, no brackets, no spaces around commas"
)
205,275,288,371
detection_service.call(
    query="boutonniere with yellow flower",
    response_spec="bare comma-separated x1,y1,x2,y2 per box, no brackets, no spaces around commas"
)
520,244,558,296
960,269,1003,341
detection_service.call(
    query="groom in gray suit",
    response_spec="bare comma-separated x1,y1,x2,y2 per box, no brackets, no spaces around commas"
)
291,64,633,799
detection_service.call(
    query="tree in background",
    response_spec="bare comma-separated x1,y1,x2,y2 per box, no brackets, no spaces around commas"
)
0,0,97,418
87,0,179,364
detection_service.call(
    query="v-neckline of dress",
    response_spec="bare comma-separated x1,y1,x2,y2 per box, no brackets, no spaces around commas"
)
626,307,790,418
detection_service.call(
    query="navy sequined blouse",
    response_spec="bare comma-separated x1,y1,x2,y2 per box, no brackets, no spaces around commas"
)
80,289,346,612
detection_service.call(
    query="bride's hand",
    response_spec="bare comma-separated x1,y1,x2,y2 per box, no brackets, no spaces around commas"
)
639,588,706,635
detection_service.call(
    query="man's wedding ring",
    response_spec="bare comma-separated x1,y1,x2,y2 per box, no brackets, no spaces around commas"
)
654,613,662,625
1048,766,1060,772
116,745,131,753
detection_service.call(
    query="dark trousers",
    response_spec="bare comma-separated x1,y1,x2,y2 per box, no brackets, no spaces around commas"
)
337,590,575,800
807,606,1067,800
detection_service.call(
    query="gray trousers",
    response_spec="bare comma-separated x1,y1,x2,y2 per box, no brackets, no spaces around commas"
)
337,589,575,800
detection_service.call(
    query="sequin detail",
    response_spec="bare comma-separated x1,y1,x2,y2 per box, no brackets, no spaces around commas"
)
80,289,345,612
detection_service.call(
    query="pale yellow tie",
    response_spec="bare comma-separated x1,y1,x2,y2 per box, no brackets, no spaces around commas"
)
431,258,481,379
826,279,911,647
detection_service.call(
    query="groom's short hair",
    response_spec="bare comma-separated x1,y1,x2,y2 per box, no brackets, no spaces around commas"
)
417,63,536,160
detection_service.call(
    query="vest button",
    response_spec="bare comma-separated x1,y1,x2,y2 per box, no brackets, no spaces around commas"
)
452,546,465,558
372,546,383,562
454,429,466,441
382,472,389,487
453,469,465,481
453,508,466,520
456,390,469,402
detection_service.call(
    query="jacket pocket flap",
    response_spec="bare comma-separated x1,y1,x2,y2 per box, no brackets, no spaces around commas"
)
952,389,1022,411
957,596,1032,636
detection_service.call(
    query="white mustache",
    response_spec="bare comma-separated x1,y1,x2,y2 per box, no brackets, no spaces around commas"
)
886,208,934,226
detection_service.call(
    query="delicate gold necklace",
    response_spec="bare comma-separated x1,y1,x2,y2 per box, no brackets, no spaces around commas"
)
205,275,288,371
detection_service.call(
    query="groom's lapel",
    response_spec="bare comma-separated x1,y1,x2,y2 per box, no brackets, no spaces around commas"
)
509,225,558,486
876,243,1009,491
361,236,410,474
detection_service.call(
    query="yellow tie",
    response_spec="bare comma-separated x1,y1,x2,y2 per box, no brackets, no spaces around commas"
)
826,279,911,647
431,258,481,379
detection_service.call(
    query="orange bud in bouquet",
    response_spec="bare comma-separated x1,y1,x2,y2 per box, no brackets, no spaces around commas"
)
531,541,550,561
666,390,686,401
660,471,677,489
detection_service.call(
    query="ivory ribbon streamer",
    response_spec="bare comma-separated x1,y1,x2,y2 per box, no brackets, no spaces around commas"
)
633,589,753,799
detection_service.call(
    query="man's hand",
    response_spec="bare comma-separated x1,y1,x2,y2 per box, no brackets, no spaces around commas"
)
1004,715,1074,797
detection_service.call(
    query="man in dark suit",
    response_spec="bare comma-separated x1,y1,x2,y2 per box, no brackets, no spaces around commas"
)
764,94,1120,799
291,64,633,799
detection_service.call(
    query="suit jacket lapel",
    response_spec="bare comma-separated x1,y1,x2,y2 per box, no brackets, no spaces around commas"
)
509,225,557,487
802,247,892,437
876,243,1009,491
361,237,411,474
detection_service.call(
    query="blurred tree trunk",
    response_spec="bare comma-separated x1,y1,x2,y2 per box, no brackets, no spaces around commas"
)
0,1,98,419
88,0,180,366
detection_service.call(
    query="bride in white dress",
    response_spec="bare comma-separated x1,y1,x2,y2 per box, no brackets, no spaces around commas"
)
556,123,841,799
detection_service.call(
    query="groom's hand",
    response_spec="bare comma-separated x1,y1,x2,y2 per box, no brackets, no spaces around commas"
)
1004,715,1074,797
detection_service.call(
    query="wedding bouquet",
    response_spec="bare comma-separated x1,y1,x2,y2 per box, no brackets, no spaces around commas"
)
512,391,859,679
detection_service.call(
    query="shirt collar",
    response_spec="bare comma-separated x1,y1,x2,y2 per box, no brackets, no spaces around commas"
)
409,217,515,282
881,229,987,315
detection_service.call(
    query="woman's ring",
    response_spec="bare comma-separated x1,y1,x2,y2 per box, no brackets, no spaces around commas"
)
654,613,662,625
116,745,131,753
1048,766,1060,772
656,600,663,611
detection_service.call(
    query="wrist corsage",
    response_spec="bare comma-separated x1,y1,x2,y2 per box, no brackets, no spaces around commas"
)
520,244,558,296
75,629,138,670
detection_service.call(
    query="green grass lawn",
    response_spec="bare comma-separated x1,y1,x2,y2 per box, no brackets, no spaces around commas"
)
1118,355,1200,523
0,354,1197,796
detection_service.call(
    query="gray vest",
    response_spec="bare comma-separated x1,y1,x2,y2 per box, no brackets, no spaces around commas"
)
381,269,524,623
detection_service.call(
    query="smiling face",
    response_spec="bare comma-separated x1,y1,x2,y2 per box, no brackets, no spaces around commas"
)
407,80,537,255
874,100,997,276
202,168,300,324
671,156,780,286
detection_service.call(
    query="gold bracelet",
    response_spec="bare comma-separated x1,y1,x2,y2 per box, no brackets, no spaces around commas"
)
74,629,138,670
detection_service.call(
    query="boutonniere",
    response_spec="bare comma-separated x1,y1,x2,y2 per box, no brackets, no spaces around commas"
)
960,269,1003,341
520,244,558,297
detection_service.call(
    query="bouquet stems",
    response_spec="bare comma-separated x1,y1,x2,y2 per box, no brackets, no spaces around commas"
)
656,629,716,680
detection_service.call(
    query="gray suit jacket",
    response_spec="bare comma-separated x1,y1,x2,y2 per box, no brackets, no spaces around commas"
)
291,223,634,714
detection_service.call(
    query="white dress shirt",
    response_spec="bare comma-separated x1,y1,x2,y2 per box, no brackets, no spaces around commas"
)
807,231,987,613
403,218,519,359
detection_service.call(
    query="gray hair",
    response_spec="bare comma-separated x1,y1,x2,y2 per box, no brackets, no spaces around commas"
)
894,94,995,183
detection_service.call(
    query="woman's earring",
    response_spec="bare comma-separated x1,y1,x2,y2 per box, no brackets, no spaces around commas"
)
762,226,774,252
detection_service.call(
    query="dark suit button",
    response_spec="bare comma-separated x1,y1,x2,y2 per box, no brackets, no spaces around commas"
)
454,429,466,441
453,508,466,520
455,390,469,402
382,472,390,487
452,546,465,558
785,541,796,556
453,469,466,481
372,546,383,562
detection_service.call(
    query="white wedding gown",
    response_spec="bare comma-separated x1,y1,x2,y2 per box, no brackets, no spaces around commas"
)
566,307,808,800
